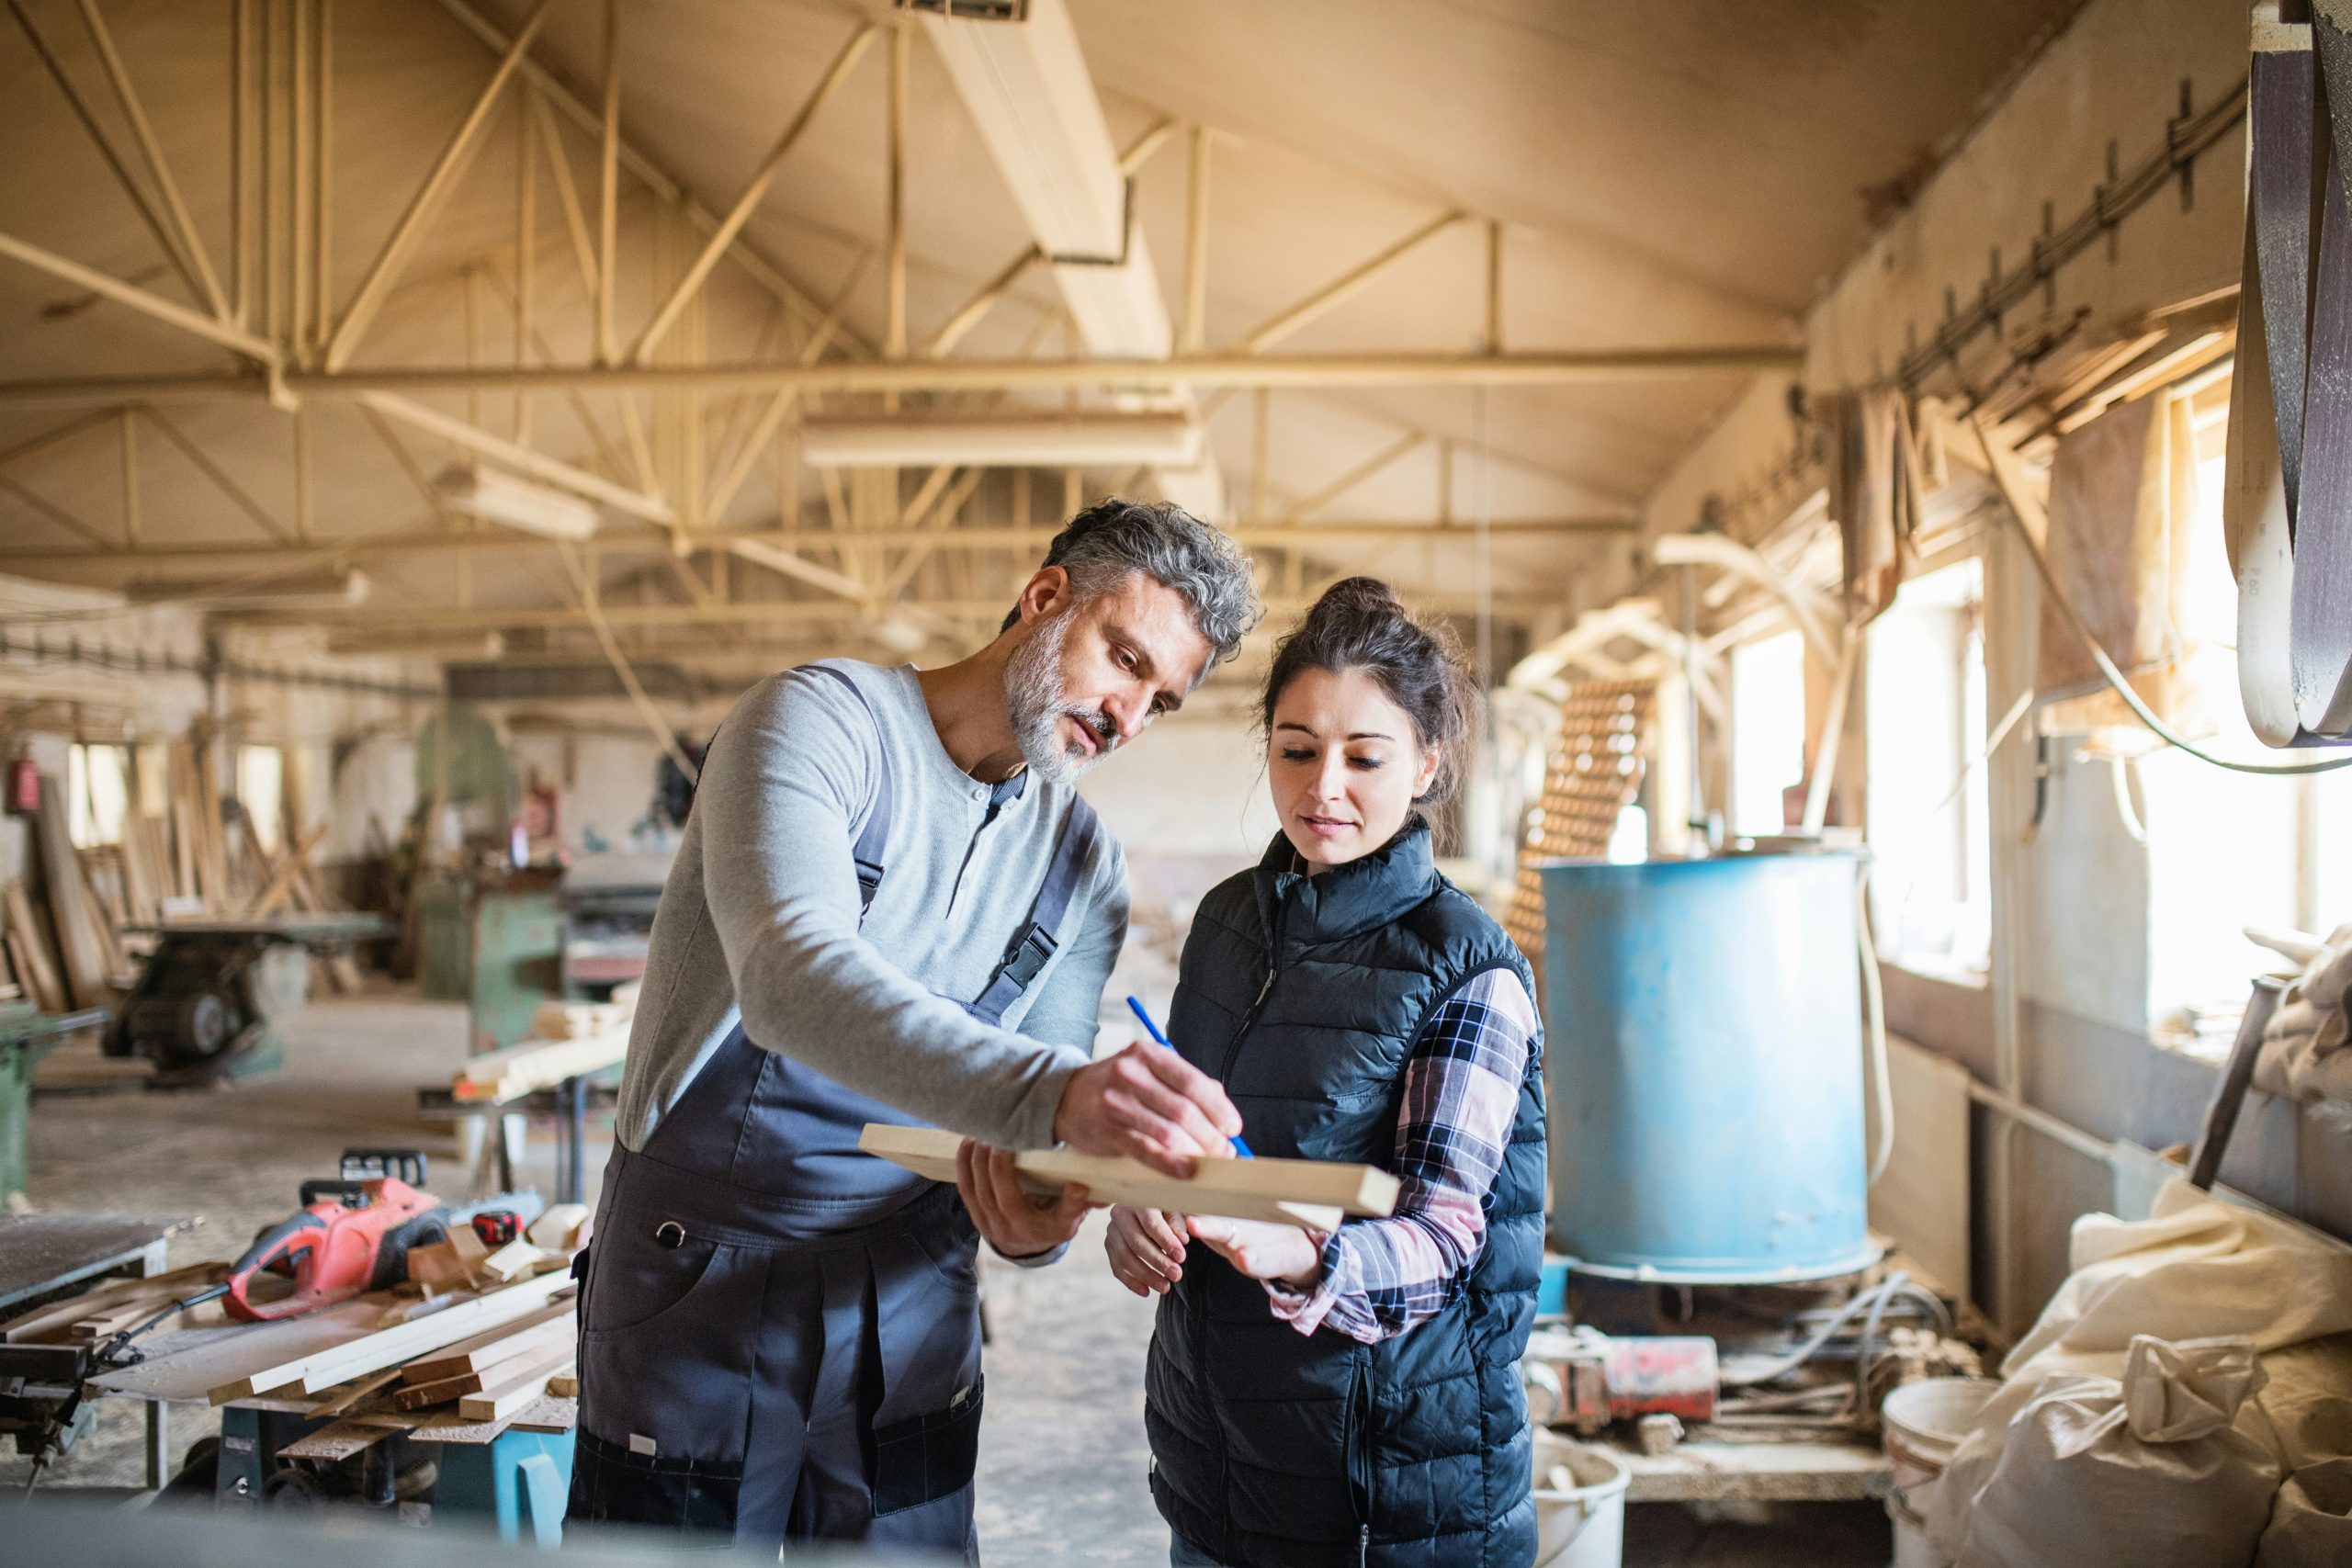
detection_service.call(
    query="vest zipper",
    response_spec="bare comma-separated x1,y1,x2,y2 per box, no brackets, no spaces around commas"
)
1220,899,1285,1085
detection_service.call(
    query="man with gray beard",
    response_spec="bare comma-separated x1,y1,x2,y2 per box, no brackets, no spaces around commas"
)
570,499,1261,1560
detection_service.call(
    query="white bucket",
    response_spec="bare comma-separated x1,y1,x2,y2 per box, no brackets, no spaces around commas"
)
1532,1430,1630,1568
1880,1378,2000,1568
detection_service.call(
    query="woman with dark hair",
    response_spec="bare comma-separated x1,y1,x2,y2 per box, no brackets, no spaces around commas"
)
1108,577,1548,1568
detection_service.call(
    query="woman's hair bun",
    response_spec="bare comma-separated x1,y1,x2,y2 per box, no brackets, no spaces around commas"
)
1259,576,1480,805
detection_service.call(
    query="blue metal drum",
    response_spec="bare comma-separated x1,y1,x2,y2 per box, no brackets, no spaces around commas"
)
1540,853,1878,1283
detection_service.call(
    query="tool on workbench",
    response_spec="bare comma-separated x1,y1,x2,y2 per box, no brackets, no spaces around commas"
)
1126,996,1253,1157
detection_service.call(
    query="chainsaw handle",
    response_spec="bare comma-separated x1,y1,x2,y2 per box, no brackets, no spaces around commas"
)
224,1212,327,1318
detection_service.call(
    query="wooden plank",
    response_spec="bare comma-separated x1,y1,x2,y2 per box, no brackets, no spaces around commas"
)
3,886,69,1015
402,1407,515,1445
277,1417,398,1461
1,1261,220,1344
458,1352,571,1422
395,1330,573,1407
481,1240,551,1281
532,999,626,1039
546,1371,578,1398
308,1366,406,1418
92,1298,392,1404
395,1302,572,1382
32,776,113,1010
453,1029,629,1101
857,1124,1396,1231
200,1271,573,1404
245,822,327,918
510,1394,576,1433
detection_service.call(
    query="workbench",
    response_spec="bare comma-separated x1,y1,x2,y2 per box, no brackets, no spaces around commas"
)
68,1292,580,1540
0,1212,198,1490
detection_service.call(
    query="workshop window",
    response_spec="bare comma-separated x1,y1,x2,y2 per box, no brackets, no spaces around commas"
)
1730,627,1807,838
2143,434,2348,1024
1864,558,1991,975
237,744,285,854
66,743,130,848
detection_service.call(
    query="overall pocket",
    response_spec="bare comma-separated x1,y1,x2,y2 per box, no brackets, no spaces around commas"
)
580,1216,723,1337
870,1378,985,1517
567,1427,742,1540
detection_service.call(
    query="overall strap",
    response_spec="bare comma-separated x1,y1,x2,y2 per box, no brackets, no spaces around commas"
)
798,664,891,919
967,795,1103,1026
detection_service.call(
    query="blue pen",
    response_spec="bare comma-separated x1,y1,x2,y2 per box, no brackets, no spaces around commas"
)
1126,995,1253,1157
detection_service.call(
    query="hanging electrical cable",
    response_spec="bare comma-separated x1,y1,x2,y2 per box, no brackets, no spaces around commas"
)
1970,412,2352,775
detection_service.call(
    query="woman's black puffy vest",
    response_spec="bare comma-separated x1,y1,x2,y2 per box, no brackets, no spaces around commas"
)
1146,819,1547,1568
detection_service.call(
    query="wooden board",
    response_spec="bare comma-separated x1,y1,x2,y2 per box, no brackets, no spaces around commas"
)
857,1124,1396,1231
277,1417,399,1461
32,776,115,1011
199,1271,574,1404
2,1261,223,1344
453,1030,630,1103
90,1299,393,1404
396,1303,572,1382
511,1394,578,1433
2,886,68,1015
457,1351,571,1421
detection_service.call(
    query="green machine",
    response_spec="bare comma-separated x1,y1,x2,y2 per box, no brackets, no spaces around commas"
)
0,1003,107,1204
420,869,565,1055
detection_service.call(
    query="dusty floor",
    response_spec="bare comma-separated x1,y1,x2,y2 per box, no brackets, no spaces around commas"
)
6,990,1891,1566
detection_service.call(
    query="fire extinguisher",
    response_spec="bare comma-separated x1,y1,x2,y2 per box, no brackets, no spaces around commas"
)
6,757,38,816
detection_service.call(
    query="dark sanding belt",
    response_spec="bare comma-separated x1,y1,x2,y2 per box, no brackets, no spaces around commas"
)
2301,11,2352,730
2252,42,2316,526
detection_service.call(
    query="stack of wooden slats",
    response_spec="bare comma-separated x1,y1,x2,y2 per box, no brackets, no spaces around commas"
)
1502,681,1657,978
1,739,369,1012
6,1237,591,1457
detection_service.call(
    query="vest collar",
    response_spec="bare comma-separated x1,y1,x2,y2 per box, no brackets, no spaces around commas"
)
1251,816,1440,950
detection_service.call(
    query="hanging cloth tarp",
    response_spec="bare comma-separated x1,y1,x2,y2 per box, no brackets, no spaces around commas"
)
1826,387,1925,623
2035,394,2229,742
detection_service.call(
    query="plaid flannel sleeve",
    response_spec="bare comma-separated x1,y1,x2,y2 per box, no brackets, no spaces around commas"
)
1261,965,1537,1343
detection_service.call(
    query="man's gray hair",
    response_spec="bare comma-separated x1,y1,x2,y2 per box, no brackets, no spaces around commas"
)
1001,497,1261,664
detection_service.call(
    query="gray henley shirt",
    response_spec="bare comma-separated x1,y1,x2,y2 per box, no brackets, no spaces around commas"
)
611,659,1128,1154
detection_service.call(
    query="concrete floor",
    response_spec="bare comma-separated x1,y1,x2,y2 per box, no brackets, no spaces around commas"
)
6,990,1891,1566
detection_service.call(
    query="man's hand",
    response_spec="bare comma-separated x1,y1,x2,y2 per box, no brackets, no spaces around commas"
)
956,1140,1093,1260
1105,1205,1189,1297
1054,1041,1242,1179
1186,1214,1323,1288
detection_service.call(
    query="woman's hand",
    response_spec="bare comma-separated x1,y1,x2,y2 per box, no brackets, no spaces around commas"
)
1105,1204,1189,1296
1185,1215,1324,1288
955,1140,1094,1259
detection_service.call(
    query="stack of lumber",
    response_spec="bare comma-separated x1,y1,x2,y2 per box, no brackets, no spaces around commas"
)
68,1261,586,1453
0,742,370,1015
0,1262,231,1347
454,990,639,1103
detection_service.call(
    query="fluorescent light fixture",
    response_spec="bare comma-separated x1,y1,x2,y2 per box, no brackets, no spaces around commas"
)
436,465,600,540
919,0,1170,355
130,567,369,608
798,413,1203,469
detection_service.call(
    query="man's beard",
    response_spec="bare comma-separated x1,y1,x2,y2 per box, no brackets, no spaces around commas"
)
1003,609,1118,784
